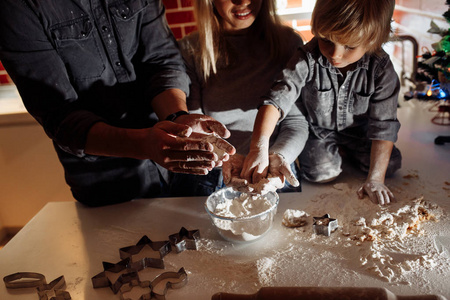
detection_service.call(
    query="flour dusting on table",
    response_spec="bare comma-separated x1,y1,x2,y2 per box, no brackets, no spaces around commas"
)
252,182,449,292
160,177,449,299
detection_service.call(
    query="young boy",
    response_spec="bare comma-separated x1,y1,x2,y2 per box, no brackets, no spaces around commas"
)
240,0,401,205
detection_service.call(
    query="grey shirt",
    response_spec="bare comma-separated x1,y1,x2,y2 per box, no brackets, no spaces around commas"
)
264,37,401,143
179,28,308,163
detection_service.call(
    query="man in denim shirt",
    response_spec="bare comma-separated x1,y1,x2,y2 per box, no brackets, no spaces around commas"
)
250,0,402,206
0,0,235,206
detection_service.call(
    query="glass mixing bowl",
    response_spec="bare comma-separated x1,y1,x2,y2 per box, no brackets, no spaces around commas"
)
205,187,279,243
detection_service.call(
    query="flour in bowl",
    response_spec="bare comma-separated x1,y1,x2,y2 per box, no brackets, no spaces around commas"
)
212,193,277,242
214,193,273,218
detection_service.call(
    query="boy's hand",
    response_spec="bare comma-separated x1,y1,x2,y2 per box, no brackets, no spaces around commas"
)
268,153,300,187
222,154,254,193
240,148,269,184
357,181,395,205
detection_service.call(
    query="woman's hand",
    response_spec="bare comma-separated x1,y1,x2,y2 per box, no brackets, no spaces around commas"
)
268,153,300,187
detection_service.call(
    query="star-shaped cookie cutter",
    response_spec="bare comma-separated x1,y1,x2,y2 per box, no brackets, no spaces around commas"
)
91,258,140,294
169,227,200,253
313,214,338,236
119,235,172,262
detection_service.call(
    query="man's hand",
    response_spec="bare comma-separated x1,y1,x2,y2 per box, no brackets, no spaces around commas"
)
357,180,395,205
145,121,222,174
85,120,222,175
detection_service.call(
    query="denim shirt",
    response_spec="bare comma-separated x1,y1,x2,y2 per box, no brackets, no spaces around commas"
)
264,37,401,143
0,0,189,157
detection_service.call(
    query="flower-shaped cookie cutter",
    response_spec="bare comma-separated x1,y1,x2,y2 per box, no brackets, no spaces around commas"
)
313,214,338,236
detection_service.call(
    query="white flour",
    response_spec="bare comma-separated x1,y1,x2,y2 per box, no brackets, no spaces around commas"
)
214,193,273,218
182,180,449,298
248,176,284,194
146,173,449,299
212,193,275,242
282,209,310,227
250,182,449,294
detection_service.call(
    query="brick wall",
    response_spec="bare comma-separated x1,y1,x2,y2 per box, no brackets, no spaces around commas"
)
163,0,197,40
0,61,13,85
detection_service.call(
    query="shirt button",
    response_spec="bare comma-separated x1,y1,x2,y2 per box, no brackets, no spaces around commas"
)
338,106,343,110
116,62,121,67
102,26,109,32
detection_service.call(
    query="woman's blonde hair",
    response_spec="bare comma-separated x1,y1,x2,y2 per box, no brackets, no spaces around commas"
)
311,0,395,54
194,0,290,80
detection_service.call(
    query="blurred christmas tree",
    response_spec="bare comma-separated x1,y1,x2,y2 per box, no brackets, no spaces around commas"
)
415,1,450,93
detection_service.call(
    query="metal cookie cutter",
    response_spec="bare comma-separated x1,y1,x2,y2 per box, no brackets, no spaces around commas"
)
4,272,46,289
120,235,171,268
169,227,200,253
3,273,71,300
92,258,140,294
151,267,188,300
120,267,188,300
313,214,338,236
37,276,71,300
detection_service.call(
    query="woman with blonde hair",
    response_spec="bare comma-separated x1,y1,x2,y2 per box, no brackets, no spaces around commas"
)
169,0,308,196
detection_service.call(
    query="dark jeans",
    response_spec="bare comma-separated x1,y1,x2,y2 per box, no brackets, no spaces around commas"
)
169,163,302,197
55,143,169,207
299,132,402,182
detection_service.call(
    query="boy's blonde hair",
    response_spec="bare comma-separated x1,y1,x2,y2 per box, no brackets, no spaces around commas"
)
311,0,395,54
194,0,291,80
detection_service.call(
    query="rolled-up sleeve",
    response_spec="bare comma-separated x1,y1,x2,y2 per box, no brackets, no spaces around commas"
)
140,0,189,101
269,103,309,164
261,49,309,120
367,56,401,142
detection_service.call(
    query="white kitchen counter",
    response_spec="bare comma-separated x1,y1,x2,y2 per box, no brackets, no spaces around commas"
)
0,185,449,300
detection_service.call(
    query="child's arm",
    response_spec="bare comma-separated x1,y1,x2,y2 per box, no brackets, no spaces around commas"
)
240,104,280,184
357,140,395,205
